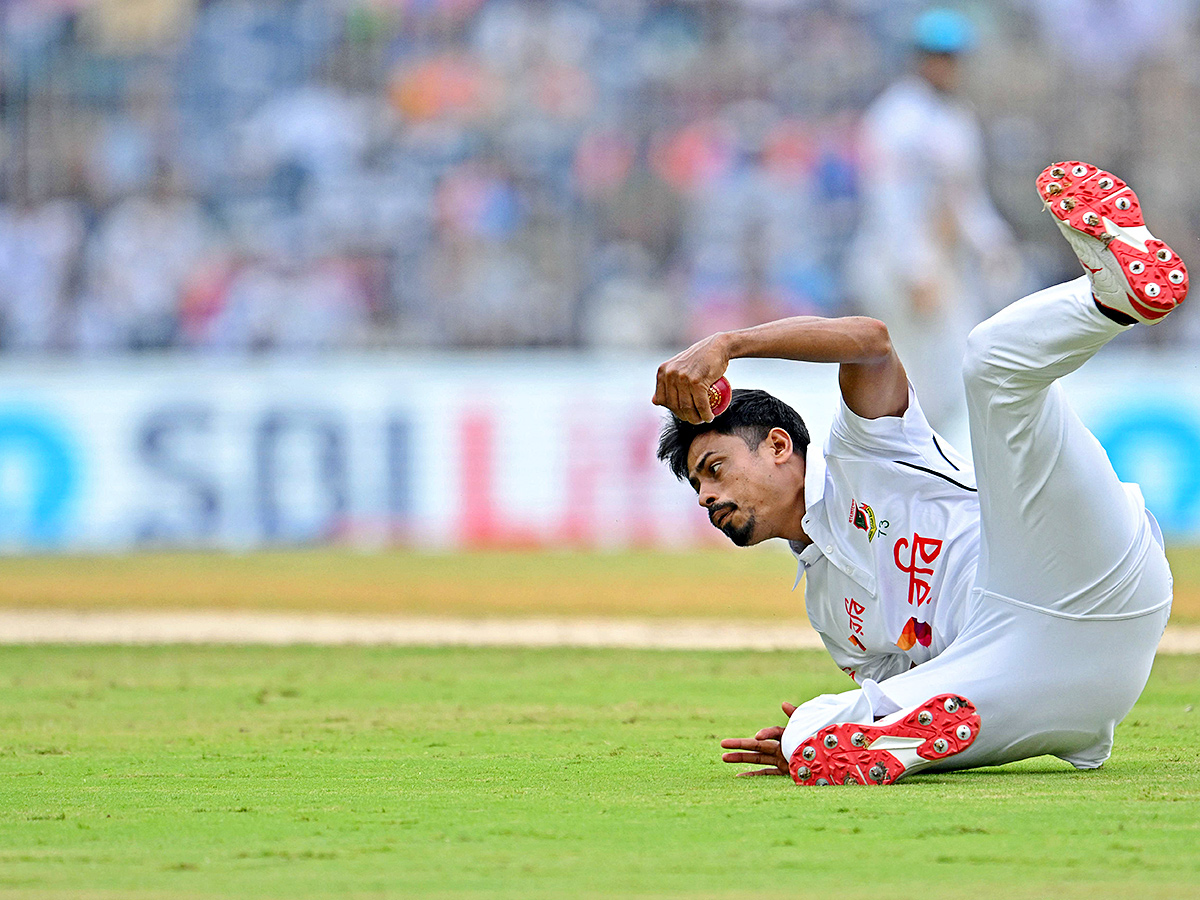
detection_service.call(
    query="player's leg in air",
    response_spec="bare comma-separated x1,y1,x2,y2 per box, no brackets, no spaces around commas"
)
779,162,1185,784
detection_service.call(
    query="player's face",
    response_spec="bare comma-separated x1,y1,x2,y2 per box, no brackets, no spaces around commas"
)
686,430,792,547
919,51,961,93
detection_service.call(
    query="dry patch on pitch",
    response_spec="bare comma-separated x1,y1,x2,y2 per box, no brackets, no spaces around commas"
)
1,609,1198,653
2,547,1197,651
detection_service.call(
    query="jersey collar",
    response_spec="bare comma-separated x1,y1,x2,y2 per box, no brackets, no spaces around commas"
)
790,497,878,595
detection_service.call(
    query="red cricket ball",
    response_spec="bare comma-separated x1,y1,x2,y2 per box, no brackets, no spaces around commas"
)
707,376,732,417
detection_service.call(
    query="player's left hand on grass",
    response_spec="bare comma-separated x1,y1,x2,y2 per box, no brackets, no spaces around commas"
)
719,701,797,777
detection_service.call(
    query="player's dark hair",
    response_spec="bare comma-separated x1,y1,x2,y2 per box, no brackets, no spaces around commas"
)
657,388,809,482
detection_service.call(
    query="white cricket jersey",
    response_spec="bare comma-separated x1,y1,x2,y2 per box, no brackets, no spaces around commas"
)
792,387,980,685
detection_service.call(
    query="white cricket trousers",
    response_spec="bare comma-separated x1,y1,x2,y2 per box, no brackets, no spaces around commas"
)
781,276,1174,770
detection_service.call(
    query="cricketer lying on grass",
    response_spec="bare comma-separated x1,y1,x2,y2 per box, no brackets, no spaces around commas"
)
652,161,1187,785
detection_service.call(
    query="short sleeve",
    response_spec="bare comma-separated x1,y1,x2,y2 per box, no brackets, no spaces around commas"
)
827,384,933,457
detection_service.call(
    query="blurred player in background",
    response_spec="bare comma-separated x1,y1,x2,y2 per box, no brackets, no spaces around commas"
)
846,8,1021,442
654,161,1185,785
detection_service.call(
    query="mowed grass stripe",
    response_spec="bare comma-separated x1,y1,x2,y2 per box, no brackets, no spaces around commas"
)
1,546,1199,621
0,646,1197,899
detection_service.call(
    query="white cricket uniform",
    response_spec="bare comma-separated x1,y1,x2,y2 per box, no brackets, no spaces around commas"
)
780,276,1173,771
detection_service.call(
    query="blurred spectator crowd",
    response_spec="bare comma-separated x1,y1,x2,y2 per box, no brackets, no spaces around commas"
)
1,0,1199,354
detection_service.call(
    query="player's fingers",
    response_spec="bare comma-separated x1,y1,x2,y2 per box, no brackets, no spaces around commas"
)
652,366,669,407
720,737,762,751
735,767,787,777
721,751,775,765
681,384,705,427
755,726,785,741
689,382,714,423
782,702,798,718
663,378,692,423
660,367,706,424
720,738,780,754
659,375,674,412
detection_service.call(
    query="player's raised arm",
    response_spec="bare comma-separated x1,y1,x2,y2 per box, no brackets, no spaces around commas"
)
653,316,908,424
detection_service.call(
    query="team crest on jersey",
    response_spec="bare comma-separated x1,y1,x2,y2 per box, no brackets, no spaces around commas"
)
849,500,888,542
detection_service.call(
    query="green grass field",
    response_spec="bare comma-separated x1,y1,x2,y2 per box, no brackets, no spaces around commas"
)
2,547,1200,897
2,645,1198,899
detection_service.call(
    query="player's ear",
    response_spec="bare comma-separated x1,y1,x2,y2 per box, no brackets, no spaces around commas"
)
766,427,793,463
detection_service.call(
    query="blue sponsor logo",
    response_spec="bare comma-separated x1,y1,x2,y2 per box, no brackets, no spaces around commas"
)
0,409,79,545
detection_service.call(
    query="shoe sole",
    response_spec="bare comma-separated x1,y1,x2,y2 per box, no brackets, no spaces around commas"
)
1037,161,1187,322
788,693,980,785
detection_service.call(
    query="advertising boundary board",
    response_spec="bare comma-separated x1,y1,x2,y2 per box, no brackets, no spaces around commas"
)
0,351,1196,551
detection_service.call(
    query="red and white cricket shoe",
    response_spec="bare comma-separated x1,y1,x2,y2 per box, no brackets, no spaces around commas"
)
789,693,980,786
1037,161,1187,324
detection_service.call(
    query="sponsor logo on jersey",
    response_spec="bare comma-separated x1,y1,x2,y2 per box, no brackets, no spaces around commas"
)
844,597,866,650
893,532,943,607
895,616,932,651
849,500,888,542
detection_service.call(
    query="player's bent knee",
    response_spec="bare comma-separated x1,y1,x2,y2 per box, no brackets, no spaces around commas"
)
961,318,1008,391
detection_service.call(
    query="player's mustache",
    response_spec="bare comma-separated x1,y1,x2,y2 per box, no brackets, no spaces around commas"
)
709,502,737,527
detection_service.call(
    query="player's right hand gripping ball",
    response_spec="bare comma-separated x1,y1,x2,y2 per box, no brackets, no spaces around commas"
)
708,377,732,417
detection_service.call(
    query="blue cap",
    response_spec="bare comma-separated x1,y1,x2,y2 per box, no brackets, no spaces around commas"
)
913,8,976,54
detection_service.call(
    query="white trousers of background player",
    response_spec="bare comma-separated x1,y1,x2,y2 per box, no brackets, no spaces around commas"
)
780,276,1173,770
